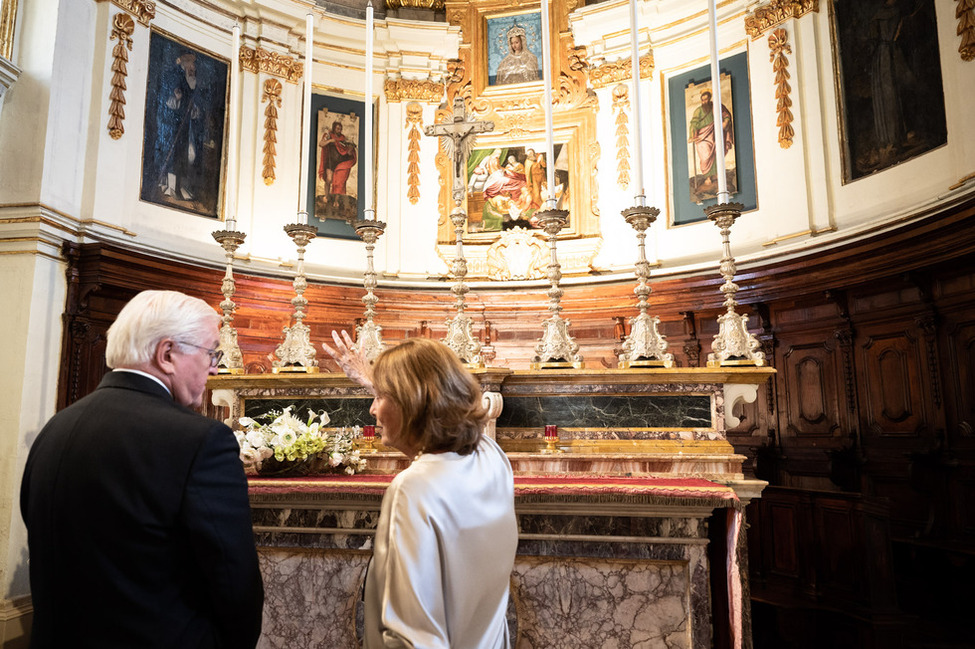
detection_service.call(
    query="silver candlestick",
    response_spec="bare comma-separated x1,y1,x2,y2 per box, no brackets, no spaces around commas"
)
619,205,675,368
531,208,584,369
352,216,387,362
705,202,765,367
273,222,320,373
443,204,483,367
211,227,246,374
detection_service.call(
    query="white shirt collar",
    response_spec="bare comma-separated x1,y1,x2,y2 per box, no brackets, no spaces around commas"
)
113,368,171,395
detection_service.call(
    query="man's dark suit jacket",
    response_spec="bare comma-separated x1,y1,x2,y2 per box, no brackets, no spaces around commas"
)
21,371,264,648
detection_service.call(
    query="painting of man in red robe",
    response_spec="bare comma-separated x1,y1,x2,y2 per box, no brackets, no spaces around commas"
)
315,111,360,225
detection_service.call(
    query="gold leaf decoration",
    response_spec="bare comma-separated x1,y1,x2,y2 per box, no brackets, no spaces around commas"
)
261,78,283,186
110,0,155,27
384,78,443,103
107,12,134,140
241,46,303,83
612,84,630,189
745,0,818,39
406,102,423,204
385,0,445,10
589,53,654,90
958,0,975,61
769,27,794,149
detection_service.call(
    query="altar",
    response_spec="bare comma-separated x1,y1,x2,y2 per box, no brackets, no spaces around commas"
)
209,367,772,649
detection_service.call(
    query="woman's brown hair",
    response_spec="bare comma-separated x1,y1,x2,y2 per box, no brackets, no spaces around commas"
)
372,338,488,455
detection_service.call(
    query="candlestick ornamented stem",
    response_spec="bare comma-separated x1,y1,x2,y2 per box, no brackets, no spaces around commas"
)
531,208,584,369
352,217,387,362
211,227,246,374
443,205,483,367
619,205,674,368
705,202,765,367
273,223,319,372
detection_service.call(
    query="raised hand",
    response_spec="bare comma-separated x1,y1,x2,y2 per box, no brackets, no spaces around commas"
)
322,329,375,395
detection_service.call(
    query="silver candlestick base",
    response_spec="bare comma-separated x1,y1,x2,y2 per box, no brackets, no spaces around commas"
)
705,202,766,367
443,205,483,367
352,216,387,362
273,222,320,373
531,207,584,369
211,227,247,374
618,204,675,369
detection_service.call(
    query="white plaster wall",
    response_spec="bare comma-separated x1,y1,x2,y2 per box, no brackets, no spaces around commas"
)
0,250,66,601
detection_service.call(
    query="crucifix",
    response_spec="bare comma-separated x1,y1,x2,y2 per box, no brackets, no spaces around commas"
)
425,96,495,205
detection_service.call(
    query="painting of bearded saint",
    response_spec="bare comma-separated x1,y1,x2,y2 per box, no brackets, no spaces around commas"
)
685,73,738,203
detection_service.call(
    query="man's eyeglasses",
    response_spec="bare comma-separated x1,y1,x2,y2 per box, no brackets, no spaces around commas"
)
179,341,224,368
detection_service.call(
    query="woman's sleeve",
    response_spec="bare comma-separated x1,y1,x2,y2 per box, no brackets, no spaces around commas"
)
376,482,450,649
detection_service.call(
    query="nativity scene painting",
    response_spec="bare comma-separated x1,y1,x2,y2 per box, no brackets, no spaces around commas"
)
465,144,569,233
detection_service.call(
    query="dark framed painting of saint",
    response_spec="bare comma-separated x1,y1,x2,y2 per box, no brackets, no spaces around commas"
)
666,51,757,226
140,30,228,218
305,93,374,240
486,11,544,87
465,143,568,234
830,0,947,183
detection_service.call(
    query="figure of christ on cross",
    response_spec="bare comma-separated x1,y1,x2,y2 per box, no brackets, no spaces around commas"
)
425,96,495,205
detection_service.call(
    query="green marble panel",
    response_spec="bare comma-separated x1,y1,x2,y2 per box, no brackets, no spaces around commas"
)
243,397,375,427
495,394,711,429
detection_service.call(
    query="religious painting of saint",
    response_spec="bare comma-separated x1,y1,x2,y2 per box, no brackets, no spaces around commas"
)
305,93,372,240
486,12,544,87
140,31,227,218
830,0,946,183
685,74,738,203
666,52,757,226
465,144,568,233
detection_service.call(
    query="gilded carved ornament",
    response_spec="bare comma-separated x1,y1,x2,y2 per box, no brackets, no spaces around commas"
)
1,0,18,60
405,102,423,204
109,0,155,27
107,12,134,140
485,227,547,281
768,28,794,148
958,0,975,61
588,53,654,90
383,78,444,103
744,0,818,39
240,46,302,83
385,0,445,10
612,84,630,190
261,78,283,185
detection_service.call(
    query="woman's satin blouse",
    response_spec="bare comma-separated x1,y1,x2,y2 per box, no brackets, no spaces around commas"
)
364,435,518,649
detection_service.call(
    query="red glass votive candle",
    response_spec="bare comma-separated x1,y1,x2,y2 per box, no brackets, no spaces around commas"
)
544,425,558,439
363,425,376,439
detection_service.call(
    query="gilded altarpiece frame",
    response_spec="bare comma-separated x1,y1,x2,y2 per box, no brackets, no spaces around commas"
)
439,0,600,280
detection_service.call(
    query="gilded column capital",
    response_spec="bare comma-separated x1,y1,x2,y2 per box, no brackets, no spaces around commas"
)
240,46,303,83
383,78,444,103
745,0,818,40
589,53,654,90
108,0,155,27
385,0,445,10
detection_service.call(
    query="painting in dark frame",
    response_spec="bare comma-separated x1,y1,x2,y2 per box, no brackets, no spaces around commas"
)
830,0,947,183
666,52,757,226
140,30,227,219
305,93,374,240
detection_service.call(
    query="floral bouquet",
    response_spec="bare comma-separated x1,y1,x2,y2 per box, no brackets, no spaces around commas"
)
234,406,367,476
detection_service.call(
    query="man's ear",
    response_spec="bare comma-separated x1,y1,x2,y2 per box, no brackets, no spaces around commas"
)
155,338,178,376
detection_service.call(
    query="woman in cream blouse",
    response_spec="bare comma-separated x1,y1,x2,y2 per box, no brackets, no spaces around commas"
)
324,334,518,649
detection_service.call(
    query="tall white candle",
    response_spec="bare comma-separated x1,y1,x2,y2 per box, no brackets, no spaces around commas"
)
707,0,728,202
628,0,645,207
298,13,313,224
539,0,556,209
364,1,374,218
226,23,241,230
